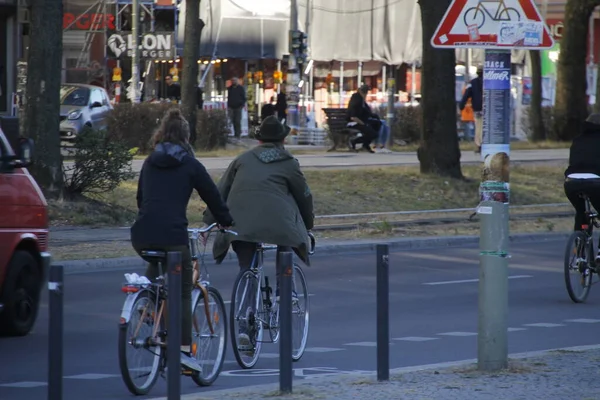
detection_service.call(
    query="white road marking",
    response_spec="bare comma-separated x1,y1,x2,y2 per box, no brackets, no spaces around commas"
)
65,373,120,380
0,381,47,388
393,336,439,342
437,331,478,337
344,342,380,347
564,318,600,324
304,347,345,353
523,323,565,328
223,293,315,305
258,353,279,359
508,327,527,332
423,275,533,286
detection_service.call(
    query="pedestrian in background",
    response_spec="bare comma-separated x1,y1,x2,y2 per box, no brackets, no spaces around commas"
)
227,77,246,139
460,85,475,142
459,66,483,153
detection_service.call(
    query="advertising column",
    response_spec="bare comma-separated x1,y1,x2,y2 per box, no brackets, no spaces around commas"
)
477,49,511,371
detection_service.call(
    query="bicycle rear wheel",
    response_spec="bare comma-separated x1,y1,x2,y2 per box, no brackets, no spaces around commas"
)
118,290,163,395
191,286,227,386
230,270,264,369
564,231,593,303
291,264,310,361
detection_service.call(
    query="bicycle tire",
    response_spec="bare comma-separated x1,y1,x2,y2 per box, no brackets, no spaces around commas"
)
118,290,163,395
230,269,264,369
292,263,310,362
191,286,228,386
463,7,485,29
564,231,593,303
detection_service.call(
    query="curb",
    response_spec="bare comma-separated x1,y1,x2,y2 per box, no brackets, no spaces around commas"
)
148,343,600,400
57,231,570,273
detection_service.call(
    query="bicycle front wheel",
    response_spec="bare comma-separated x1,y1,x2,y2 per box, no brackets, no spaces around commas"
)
564,231,593,303
191,286,227,386
292,264,310,361
230,270,264,369
118,290,163,396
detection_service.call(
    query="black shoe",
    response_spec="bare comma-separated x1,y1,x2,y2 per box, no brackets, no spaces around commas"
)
362,146,375,153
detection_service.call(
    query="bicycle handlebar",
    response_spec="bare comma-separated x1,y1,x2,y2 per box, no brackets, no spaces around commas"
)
188,222,238,236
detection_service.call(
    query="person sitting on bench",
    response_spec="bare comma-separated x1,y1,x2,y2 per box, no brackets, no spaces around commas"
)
346,85,380,153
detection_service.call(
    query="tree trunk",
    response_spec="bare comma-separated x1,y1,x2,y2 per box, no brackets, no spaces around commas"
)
529,50,546,141
181,0,204,146
24,0,64,199
417,0,463,179
552,0,598,141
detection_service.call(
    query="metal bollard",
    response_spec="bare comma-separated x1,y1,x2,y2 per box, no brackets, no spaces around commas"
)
167,251,182,400
278,251,294,393
48,264,64,400
376,244,390,382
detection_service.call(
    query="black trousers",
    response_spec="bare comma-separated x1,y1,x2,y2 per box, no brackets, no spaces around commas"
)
351,120,379,148
564,178,600,231
232,241,293,285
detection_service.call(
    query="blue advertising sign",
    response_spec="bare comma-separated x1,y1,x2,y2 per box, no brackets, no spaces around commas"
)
482,51,511,151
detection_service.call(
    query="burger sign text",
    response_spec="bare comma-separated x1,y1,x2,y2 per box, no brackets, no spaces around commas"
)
107,32,174,59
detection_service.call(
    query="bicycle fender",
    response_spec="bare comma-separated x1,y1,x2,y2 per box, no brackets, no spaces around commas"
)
119,290,148,325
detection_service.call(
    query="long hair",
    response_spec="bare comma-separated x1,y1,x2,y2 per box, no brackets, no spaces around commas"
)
150,108,190,149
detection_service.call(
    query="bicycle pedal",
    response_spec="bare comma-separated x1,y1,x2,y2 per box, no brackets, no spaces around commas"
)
181,369,196,376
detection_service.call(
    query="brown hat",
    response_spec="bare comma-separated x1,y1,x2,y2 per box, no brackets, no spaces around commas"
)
256,116,291,142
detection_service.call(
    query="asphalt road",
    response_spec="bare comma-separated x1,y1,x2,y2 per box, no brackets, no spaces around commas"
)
2,237,599,400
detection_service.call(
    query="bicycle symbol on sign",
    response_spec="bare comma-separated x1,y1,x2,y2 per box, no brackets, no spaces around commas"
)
463,0,521,29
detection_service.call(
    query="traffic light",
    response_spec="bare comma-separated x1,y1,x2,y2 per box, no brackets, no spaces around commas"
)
289,30,308,65
298,31,308,65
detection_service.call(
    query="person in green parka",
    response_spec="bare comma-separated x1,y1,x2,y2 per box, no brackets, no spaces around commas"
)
203,115,314,348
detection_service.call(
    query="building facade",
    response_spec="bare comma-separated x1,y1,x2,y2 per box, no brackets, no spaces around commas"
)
0,0,20,116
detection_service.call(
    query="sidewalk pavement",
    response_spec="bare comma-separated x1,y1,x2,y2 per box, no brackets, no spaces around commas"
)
50,226,570,271
126,148,568,172
151,344,600,400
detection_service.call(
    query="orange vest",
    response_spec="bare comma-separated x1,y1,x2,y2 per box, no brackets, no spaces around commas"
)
461,87,474,122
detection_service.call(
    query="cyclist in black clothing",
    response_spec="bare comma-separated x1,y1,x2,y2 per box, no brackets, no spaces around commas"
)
564,113,600,261
130,108,234,373
346,85,380,153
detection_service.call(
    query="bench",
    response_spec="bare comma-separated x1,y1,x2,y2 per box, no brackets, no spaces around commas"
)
322,108,361,152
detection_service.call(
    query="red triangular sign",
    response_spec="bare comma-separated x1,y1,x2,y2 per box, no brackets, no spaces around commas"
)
431,0,555,49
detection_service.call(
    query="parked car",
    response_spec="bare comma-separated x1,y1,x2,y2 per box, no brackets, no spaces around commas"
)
0,126,50,336
59,83,113,144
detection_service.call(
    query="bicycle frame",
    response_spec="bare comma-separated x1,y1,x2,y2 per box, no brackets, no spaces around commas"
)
240,243,278,334
188,224,238,337
476,0,508,19
581,194,600,234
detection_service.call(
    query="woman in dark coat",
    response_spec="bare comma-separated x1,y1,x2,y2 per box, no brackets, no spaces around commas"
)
131,108,233,373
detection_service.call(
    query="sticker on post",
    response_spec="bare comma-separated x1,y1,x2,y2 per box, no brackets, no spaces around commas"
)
477,206,493,215
497,21,542,47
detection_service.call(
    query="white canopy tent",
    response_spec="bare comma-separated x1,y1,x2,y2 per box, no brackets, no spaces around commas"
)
176,0,530,66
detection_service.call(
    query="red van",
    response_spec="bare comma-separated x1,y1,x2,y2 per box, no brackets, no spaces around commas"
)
0,126,50,336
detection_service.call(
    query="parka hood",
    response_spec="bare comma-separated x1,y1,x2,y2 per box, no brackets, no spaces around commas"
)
148,142,192,168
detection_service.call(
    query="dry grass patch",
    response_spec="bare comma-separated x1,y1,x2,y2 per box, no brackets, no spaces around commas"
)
48,164,568,228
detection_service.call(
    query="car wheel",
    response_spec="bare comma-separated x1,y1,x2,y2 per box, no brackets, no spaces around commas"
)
0,251,42,337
